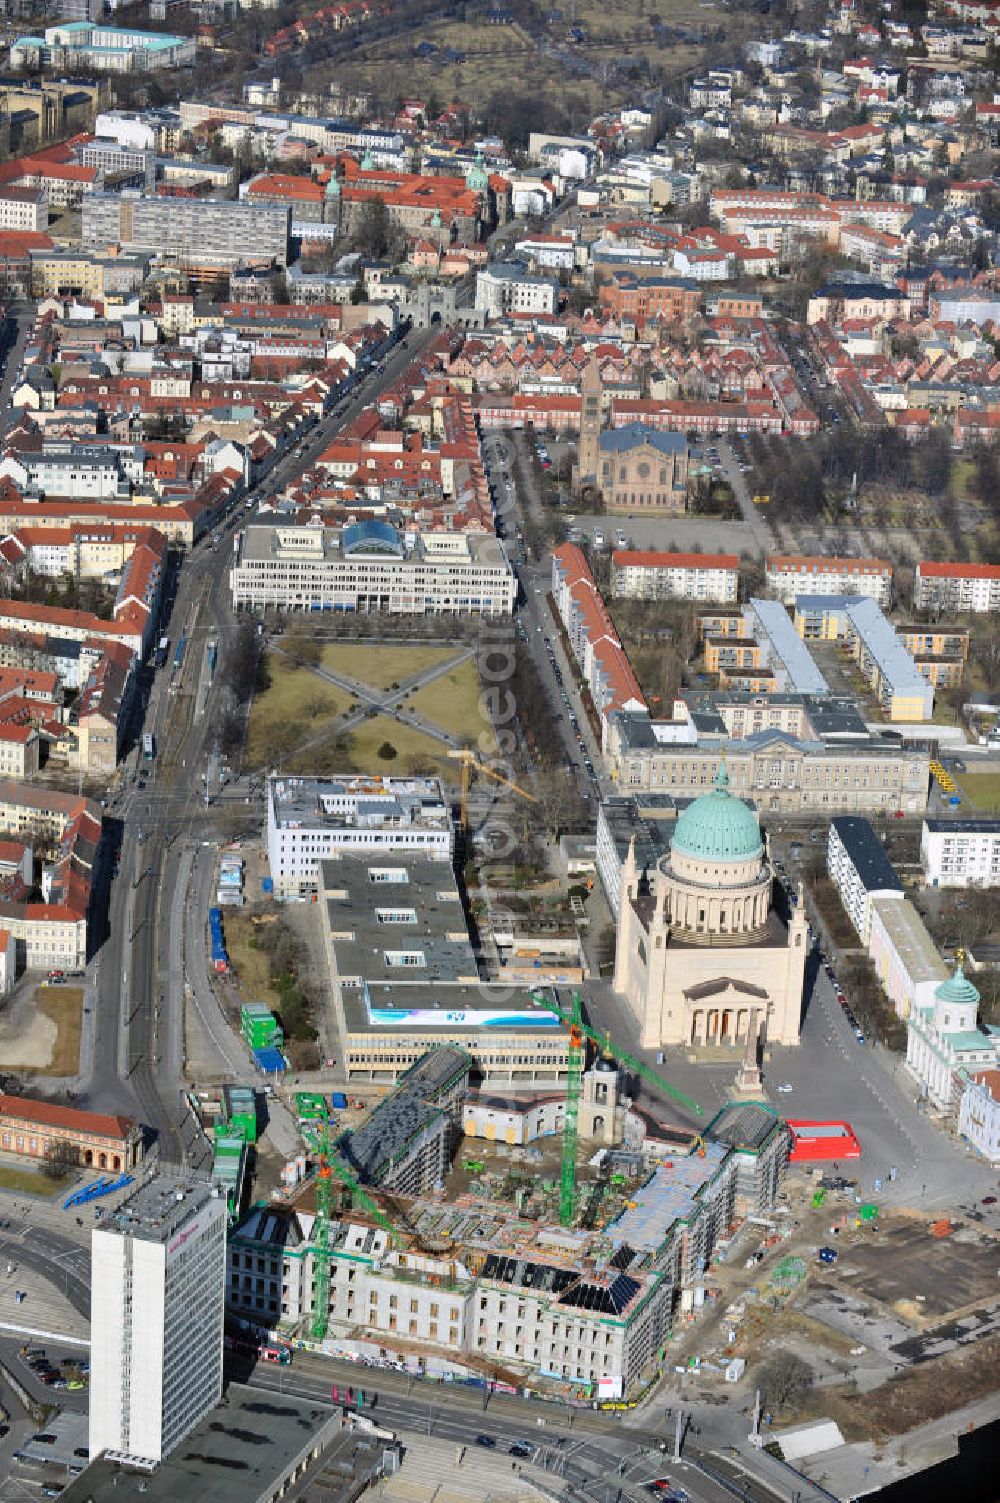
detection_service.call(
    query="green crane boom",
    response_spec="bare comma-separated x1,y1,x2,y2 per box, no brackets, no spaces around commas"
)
301,1123,401,1341
559,990,584,1227
309,1123,332,1340
536,990,704,1119
539,989,704,1231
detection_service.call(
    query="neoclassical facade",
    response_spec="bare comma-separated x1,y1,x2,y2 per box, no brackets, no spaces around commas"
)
613,767,806,1049
905,962,1000,1112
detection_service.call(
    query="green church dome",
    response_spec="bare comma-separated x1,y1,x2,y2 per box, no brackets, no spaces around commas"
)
935,961,980,1008
671,763,763,863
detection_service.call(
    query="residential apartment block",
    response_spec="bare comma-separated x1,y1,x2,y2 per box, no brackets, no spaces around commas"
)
794,596,935,721
921,818,1000,889
744,598,830,695
0,782,98,970
868,894,947,1020
913,561,1000,614
230,521,515,619
0,186,47,234
82,192,291,268
610,551,739,604
551,544,646,730
827,815,903,943
766,554,893,606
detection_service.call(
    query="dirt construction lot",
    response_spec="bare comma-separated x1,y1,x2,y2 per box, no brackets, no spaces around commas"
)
834,1222,1000,1322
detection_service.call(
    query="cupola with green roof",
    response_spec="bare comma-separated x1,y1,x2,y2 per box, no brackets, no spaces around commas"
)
670,763,764,864
933,958,980,1034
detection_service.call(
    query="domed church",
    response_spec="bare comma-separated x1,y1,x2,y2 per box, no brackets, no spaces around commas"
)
613,765,806,1050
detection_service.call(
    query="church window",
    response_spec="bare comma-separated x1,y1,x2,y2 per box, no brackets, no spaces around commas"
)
637,938,646,965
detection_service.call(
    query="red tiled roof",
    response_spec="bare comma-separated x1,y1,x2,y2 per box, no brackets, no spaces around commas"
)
0,1093,135,1140
917,561,1000,579
613,550,739,570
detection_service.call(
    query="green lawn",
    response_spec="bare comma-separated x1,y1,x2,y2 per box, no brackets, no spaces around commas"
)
343,714,458,779
224,914,283,1010
957,773,1000,812
0,1163,68,1196
34,986,84,1077
405,659,498,755
320,643,454,692
247,663,351,766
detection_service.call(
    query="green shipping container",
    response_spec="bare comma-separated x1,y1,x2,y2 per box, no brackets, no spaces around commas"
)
241,1002,280,1052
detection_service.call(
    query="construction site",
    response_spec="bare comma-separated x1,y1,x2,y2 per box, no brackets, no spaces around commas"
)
222,997,792,1402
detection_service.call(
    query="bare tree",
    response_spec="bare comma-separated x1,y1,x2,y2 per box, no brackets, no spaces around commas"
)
757,1351,814,1413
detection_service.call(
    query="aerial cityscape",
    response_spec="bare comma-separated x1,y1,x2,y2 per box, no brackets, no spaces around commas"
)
0,0,996,1498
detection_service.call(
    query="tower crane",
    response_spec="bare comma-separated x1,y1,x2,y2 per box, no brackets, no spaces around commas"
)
447,749,537,834
532,990,704,1228
301,1123,401,1340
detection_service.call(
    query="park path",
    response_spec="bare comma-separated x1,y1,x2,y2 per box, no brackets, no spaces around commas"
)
272,642,476,758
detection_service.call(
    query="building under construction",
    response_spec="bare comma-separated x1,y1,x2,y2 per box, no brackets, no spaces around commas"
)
227,1063,789,1397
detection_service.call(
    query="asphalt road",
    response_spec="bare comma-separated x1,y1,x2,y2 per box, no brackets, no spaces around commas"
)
79,323,442,1159
480,432,607,809
245,1353,820,1503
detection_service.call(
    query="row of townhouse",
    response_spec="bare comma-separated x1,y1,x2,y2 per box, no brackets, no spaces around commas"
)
550,544,646,736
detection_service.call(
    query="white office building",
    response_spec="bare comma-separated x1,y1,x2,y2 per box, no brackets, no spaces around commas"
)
89,1175,227,1464
827,815,903,943
231,521,515,618
266,773,453,896
921,818,1000,888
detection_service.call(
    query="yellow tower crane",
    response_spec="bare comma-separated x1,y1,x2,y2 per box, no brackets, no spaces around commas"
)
447,749,538,834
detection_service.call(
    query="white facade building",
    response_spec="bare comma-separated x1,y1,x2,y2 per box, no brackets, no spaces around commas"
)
906,964,1000,1112
89,1176,227,1464
765,554,893,606
231,522,515,618
610,551,739,604
913,562,1000,614
921,818,1000,888
266,774,453,896
475,263,559,317
827,815,903,944
958,1070,1000,1164
0,186,48,233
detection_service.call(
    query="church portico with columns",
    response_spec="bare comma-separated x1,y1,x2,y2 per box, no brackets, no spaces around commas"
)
613,766,806,1051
